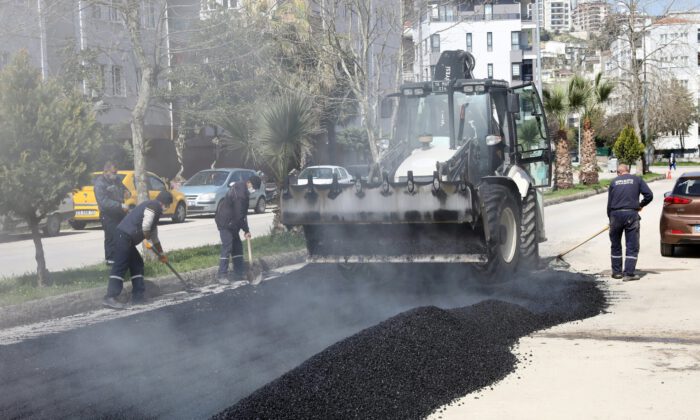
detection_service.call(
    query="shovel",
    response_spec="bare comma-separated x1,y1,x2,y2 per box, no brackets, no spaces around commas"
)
246,237,263,286
549,225,610,269
145,241,197,293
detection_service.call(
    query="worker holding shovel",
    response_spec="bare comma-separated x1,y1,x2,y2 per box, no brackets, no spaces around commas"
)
215,175,261,284
102,191,173,309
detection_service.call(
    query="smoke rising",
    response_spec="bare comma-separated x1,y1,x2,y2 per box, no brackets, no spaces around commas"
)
0,264,605,418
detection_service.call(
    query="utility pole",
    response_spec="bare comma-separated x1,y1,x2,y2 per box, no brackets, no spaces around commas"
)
534,0,542,94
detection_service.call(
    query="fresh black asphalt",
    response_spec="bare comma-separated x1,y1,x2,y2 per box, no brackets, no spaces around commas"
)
0,264,605,419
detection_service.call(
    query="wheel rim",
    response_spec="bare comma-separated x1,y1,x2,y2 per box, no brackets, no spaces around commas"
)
499,207,517,263
258,199,265,212
176,204,185,220
47,216,60,234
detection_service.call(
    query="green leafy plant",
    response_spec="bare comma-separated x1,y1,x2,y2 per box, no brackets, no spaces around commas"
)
613,125,644,166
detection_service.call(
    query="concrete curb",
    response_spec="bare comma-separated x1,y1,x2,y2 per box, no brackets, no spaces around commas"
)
0,249,307,330
544,174,665,207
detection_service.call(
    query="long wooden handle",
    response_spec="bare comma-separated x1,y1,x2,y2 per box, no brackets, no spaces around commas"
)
557,225,610,258
247,237,253,261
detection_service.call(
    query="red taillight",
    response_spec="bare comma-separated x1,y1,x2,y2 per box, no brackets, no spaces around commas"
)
670,229,684,234
664,196,691,206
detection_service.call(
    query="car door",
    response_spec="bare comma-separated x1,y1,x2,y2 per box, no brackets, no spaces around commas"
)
147,174,175,215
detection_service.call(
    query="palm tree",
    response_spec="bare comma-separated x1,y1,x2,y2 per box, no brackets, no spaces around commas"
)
570,74,615,185
258,93,317,231
542,87,574,189
214,113,260,168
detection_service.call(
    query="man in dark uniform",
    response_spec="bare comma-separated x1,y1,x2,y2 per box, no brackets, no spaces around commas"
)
607,163,653,282
215,175,262,284
95,161,129,265
102,190,172,309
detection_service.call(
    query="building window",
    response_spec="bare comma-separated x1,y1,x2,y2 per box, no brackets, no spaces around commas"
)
466,33,472,52
511,63,521,80
430,65,436,79
487,63,493,78
431,34,440,53
484,4,492,20
487,32,493,52
99,64,106,94
112,65,124,96
108,1,120,22
91,4,102,19
143,1,156,29
511,31,521,50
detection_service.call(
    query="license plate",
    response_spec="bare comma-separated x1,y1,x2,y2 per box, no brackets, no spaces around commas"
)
76,210,96,216
695,225,700,233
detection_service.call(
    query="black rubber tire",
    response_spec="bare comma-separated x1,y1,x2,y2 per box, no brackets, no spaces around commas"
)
480,184,521,278
255,197,266,214
69,219,87,230
660,242,675,257
519,187,539,269
171,202,187,223
43,214,62,237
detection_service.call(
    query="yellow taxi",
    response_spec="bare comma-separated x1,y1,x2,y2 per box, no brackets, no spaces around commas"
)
70,171,187,229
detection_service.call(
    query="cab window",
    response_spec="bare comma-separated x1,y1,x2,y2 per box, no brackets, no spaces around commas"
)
148,175,166,191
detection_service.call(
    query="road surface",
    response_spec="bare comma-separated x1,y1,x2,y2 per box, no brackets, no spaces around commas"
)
0,211,274,278
431,166,700,419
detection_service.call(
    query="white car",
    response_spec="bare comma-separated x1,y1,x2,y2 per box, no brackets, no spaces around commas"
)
0,195,74,237
297,166,354,185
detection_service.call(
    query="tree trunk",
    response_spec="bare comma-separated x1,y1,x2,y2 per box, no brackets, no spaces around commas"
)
28,216,49,287
555,130,574,189
579,119,599,185
174,120,187,181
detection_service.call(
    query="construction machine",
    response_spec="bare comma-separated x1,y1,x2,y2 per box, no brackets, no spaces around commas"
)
281,50,552,275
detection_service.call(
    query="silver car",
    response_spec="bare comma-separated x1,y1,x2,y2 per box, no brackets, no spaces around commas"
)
179,168,267,215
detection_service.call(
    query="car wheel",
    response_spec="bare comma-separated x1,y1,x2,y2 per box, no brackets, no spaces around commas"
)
171,202,186,223
255,197,266,214
660,242,675,257
43,214,62,237
69,219,87,230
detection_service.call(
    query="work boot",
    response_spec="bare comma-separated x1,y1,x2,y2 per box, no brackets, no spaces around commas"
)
217,276,230,285
611,273,623,279
130,296,147,306
102,296,125,310
623,274,640,282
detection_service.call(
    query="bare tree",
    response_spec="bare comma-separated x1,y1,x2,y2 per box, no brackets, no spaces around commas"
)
312,0,404,165
606,0,696,170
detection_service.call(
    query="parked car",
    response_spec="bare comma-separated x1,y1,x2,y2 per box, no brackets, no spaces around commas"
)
71,171,187,229
179,168,267,216
345,164,371,181
660,171,700,256
0,195,74,237
296,165,353,185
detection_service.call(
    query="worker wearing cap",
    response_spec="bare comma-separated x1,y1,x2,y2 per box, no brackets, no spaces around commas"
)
102,190,172,309
95,161,130,265
215,175,261,284
606,163,653,282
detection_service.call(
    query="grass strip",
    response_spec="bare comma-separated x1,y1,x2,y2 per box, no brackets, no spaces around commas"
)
0,231,305,307
544,172,662,200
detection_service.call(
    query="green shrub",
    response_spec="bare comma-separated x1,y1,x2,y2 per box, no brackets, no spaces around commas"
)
613,126,644,166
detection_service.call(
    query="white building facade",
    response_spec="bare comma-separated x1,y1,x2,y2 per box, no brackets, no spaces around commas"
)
607,12,699,157
411,0,538,85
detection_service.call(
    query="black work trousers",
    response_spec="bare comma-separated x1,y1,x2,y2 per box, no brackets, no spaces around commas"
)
609,210,640,276
100,212,124,264
218,228,244,279
106,231,145,299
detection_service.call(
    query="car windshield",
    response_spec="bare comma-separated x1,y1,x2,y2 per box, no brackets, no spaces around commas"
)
299,168,333,179
672,178,700,197
91,174,126,184
185,171,229,186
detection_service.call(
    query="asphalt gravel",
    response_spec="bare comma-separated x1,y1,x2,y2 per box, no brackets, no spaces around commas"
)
0,264,605,419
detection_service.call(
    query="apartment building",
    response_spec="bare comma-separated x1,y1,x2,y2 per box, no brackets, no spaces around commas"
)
410,0,538,85
571,0,609,33
606,12,700,157
0,1,176,166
